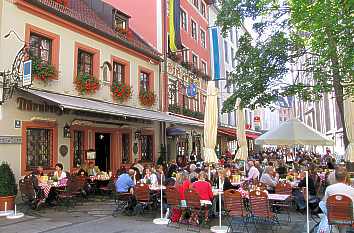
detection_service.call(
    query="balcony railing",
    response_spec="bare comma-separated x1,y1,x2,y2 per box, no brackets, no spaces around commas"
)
169,104,204,120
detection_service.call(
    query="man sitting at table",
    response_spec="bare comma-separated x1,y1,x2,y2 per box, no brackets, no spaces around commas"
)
115,169,136,215
260,166,279,193
247,161,260,182
87,162,100,176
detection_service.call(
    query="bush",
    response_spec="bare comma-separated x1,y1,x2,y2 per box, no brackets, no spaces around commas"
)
0,162,18,197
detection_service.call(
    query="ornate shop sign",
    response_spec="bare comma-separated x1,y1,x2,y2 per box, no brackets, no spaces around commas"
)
167,61,200,85
0,136,22,144
16,97,61,113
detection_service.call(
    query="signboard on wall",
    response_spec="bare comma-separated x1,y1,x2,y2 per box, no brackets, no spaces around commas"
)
0,136,22,144
23,60,32,87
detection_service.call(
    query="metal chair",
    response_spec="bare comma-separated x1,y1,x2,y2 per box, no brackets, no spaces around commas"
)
224,189,250,233
274,182,293,222
134,183,154,215
19,177,40,209
249,190,279,233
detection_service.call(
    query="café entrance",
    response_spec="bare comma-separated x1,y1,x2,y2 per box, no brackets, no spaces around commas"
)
95,133,111,172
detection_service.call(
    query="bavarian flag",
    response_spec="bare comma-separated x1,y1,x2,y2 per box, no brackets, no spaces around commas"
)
169,0,182,52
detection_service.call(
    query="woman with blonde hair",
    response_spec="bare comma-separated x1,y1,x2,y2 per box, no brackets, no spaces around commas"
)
175,171,191,207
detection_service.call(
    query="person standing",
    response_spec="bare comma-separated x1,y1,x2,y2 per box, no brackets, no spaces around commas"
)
247,161,260,182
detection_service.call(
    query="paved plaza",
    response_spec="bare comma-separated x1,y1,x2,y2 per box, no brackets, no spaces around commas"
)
0,196,314,233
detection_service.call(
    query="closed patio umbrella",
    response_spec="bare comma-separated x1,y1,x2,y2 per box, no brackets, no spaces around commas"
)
234,98,248,161
344,98,354,162
203,81,218,164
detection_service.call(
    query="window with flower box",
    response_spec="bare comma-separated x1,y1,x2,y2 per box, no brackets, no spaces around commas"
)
140,71,150,92
29,34,52,64
77,49,93,75
113,62,125,84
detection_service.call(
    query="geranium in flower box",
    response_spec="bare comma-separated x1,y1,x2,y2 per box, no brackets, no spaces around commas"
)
139,90,156,107
111,82,132,102
74,73,100,95
31,57,57,83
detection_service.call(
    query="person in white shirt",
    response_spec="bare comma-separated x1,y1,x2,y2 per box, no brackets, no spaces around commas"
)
260,166,279,193
247,161,260,181
143,167,158,186
53,163,67,181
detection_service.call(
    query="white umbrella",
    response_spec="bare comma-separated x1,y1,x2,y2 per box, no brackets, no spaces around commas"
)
255,118,334,146
234,98,248,161
344,98,354,162
203,81,219,164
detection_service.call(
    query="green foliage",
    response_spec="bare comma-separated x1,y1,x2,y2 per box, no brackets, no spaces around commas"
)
216,0,354,115
0,162,18,197
31,57,57,82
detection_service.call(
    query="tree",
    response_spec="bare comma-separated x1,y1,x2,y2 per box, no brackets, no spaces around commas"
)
216,0,354,147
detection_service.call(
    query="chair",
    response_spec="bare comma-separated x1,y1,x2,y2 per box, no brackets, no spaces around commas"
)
249,190,279,233
224,189,250,233
19,177,40,209
165,187,182,227
184,189,202,232
57,177,78,207
274,182,293,222
134,183,154,215
327,194,354,232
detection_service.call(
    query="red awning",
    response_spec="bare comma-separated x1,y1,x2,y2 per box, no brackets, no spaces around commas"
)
217,127,261,140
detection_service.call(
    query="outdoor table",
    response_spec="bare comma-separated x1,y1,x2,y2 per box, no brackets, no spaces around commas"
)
38,182,66,198
149,185,166,191
268,194,290,201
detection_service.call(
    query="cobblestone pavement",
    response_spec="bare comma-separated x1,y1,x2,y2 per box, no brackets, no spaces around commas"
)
0,196,314,233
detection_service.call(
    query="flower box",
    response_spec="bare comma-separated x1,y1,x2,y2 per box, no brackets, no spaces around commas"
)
31,57,57,82
74,73,100,95
111,82,132,102
139,90,156,107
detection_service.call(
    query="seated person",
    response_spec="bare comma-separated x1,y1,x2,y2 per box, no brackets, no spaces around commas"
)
293,170,316,212
114,169,136,214
192,171,213,222
175,171,191,207
87,162,100,176
143,167,158,186
53,163,67,181
221,168,239,191
260,166,279,193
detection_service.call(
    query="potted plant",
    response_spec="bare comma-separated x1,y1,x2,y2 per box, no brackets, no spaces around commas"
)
0,162,17,211
139,89,156,107
74,72,100,95
31,57,57,82
111,82,132,102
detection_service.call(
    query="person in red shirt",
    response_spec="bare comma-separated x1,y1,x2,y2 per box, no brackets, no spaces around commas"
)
192,171,213,202
175,171,191,207
192,171,213,222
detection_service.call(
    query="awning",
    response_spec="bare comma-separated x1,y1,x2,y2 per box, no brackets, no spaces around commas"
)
21,89,203,127
217,126,261,140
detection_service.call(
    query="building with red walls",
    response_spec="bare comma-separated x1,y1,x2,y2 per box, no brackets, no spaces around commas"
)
105,0,213,161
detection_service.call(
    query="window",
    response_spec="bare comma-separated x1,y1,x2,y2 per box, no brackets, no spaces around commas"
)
191,20,197,40
182,48,188,62
141,135,153,162
140,71,150,92
201,2,206,17
26,128,52,170
230,29,234,42
77,49,93,75
193,96,199,112
73,130,84,168
201,61,207,74
200,29,206,48
113,62,125,83
182,85,189,109
226,71,231,93
193,0,199,9
181,10,187,30
29,33,52,64
231,47,235,67
224,41,229,63
228,112,232,126
192,54,198,67
122,133,130,164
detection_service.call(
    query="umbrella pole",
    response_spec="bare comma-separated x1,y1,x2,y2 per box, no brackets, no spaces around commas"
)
210,175,228,233
208,164,211,180
153,173,168,225
305,170,309,233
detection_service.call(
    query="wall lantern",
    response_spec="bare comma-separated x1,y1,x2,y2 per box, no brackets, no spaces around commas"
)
63,123,71,138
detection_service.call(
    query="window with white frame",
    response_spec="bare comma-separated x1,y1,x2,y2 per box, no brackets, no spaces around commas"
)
231,47,235,67
181,9,187,31
182,48,188,62
200,29,206,48
201,2,206,17
230,28,234,42
224,40,229,63
192,54,198,67
201,61,207,74
193,0,199,9
191,20,197,40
